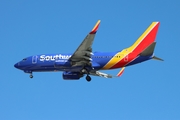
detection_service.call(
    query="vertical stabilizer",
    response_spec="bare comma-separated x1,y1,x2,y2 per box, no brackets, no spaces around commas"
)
128,22,160,55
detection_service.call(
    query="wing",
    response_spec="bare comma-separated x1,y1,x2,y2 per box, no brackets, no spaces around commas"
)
69,20,101,67
89,67,125,78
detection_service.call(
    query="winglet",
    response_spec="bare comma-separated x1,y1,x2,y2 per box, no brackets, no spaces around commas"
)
117,67,125,77
90,20,101,34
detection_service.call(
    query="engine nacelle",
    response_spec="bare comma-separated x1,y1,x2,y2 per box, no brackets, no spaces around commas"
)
62,72,82,80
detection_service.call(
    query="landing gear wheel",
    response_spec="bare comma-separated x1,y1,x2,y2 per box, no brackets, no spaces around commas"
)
30,74,33,78
86,75,91,82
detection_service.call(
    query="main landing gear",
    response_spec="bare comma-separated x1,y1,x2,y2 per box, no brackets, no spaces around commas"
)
81,68,92,82
86,75,91,82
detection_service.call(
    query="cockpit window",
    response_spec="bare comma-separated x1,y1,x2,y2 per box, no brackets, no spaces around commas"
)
22,58,27,61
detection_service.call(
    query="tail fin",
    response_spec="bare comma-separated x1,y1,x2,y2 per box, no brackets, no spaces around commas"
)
140,42,156,56
128,22,160,55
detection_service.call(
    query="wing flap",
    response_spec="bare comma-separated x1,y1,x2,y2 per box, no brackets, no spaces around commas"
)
89,71,113,78
89,67,125,78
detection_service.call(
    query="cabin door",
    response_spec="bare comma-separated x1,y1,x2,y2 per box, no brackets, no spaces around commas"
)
32,56,38,64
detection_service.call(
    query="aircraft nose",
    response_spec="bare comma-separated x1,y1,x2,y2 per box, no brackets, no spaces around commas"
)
14,63,19,68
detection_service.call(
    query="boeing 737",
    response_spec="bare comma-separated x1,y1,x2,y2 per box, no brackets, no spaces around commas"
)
14,20,163,82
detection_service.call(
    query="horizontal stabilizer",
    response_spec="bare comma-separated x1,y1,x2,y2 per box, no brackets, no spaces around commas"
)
152,56,164,61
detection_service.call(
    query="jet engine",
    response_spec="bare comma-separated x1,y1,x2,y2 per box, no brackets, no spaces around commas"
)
62,72,83,80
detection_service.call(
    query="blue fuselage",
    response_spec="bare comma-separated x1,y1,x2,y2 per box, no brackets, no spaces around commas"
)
14,51,152,73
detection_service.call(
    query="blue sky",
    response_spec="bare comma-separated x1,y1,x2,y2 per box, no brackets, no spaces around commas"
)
0,0,180,120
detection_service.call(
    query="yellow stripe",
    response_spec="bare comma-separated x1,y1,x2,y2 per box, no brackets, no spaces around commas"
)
103,50,128,69
103,22,158,69
128,22,158,51
91,20,101,31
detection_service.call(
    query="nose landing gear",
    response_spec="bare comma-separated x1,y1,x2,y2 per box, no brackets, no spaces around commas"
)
29,73,33,78
86,75,91,82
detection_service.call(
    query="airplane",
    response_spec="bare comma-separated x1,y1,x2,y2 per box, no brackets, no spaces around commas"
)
14,20,163,82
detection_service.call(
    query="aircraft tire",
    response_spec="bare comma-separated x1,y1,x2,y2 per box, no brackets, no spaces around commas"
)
30,74,33,78
86,75,91,82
